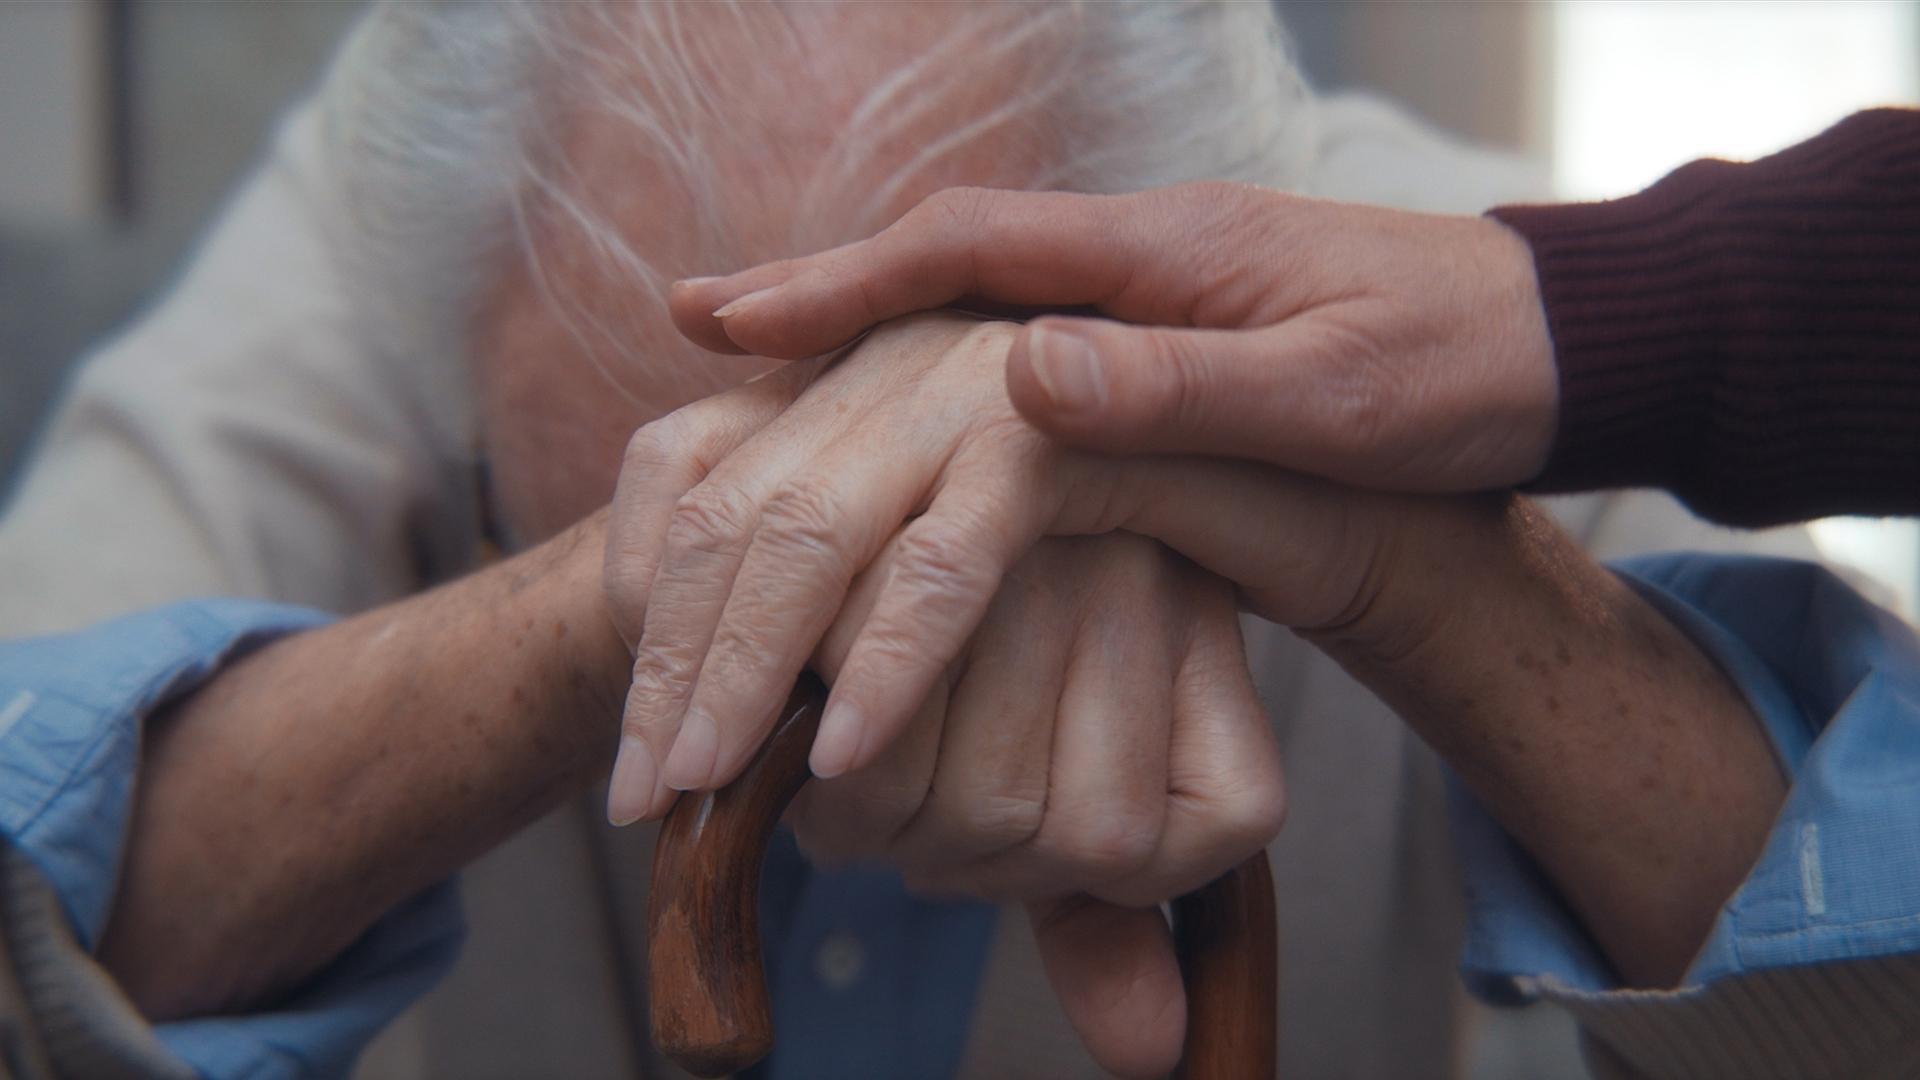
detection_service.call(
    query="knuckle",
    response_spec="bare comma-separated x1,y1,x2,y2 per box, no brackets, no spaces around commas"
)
1092,531,1167,587
956,318,1021,358
1218,773,1289,850
667,484,757,556
1309,321,1400,457
893,522,995,604
1153,181,1255,241
625,638,701,704
1042,804,1163,881
621,413,683,470
919,186,993,234
964,405,1052,468
756,479,845,563
702,617,781,679
1334,369,1392,454
756,357,826,404
1147,329,1219,432
617,718,653,745
837,626,922,690
952,790,1046,852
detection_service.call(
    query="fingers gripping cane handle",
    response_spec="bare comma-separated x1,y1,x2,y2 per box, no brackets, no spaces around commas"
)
646,673,1278,1078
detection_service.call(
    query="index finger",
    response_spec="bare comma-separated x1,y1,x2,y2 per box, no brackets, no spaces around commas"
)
670,186,1163,359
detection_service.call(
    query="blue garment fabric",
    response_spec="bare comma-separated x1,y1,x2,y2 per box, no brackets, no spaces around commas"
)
749,829,999,1080
0,600,463,1079
1456,554,1920,1000
11,552,1915,1077
0,597,996,1080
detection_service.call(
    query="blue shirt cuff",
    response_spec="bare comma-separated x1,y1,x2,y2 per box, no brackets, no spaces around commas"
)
0,600,464,1078
1454,554,1920,1001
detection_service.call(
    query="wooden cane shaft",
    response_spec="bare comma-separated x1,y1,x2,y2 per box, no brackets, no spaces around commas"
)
647,673,1277,1077
1172,848,1277,1079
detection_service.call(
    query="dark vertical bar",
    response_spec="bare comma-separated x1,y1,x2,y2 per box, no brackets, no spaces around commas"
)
100,0,137,224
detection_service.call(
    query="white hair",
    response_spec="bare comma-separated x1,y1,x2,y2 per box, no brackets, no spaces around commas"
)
318,0,1319,455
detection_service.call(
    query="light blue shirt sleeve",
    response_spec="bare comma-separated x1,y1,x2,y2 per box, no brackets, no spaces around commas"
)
0,600,464,1079
1454,554,1920,1001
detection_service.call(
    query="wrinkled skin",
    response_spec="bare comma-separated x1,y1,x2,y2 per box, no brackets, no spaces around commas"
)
671,182,1560,493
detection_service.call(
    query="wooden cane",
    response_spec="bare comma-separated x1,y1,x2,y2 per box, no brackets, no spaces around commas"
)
647,673,1277,1078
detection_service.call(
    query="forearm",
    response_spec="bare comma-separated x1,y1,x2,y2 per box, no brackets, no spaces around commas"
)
97,514,627,1018
1316,497,1785,988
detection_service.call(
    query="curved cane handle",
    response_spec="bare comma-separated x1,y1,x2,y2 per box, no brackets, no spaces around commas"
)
646,673,1277,1078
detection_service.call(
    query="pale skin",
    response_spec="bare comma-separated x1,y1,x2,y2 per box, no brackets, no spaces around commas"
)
94,9,1295,1071
651,180,1790,988
97,514,628,1018
96,322,1283,1080
611,311,1785,996
670,182,1563,494
90,20,1778,1080
94,310,1779,1078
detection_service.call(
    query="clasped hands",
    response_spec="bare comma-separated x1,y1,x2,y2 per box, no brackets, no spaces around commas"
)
591,182,1566,1068
597,316,1500,1074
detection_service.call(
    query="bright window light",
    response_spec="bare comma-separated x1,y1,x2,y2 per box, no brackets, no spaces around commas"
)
1554,0,1920,200
1553,0,1920,620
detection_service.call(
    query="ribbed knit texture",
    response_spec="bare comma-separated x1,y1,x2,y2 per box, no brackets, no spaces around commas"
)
0,844,193,1080
1538,952,1920,1080
1492,109,1920,526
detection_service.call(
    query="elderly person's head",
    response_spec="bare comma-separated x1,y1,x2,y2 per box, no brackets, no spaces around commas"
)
327,0,1315,543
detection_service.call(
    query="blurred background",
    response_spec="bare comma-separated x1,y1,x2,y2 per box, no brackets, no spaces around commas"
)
4,0,1915,620
3,0,1917,616
0,2,1914,1077
1283,0,1920,621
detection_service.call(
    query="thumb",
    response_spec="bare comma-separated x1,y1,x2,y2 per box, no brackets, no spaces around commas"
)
1008,315,1368,478
1027,896,1186,1080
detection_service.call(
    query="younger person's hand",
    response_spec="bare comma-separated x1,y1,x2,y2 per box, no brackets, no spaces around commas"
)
670,182,1560,493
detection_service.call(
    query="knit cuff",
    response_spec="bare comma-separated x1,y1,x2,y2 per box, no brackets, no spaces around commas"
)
1489,160,1737,505
1493,109,1920,526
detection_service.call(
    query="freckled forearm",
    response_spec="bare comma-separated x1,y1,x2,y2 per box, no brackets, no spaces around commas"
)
1316,498,1784,989
97,513,630,1019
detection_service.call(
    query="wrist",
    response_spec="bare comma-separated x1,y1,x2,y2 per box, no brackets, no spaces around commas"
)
489,509,631,762
556,509,633,741
1296,492,1513,667
1475,217,1559,485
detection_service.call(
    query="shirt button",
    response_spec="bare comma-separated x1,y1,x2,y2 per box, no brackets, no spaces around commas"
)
813,931,867,990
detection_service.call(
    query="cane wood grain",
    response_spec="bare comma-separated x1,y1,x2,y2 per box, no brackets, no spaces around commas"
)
647,673,1278,1078
1173,850,1278,1079
646,676,825,1077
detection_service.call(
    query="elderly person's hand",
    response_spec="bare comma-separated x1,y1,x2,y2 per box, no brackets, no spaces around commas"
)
804,532,1277,1080
600,316,1284,1077
667,182,1560,493
791,532,1279,909
605,313,1403,797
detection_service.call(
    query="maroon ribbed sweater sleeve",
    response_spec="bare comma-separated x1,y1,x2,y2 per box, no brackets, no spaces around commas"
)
1489,108,1920,526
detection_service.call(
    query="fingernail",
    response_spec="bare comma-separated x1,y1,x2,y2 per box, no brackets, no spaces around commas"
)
607,734,655,826
1027,325,1106,414
647,769,677,820
713,285,780,320
809,701,864,779
662,710,719,790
